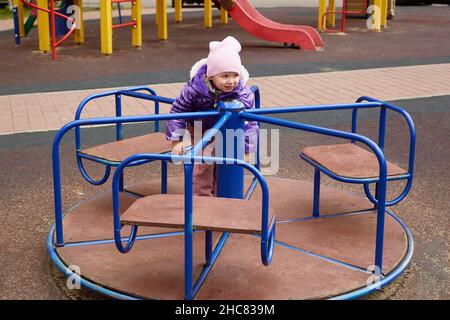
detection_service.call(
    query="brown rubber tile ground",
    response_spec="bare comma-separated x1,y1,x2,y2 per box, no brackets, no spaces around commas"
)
0,94,449,300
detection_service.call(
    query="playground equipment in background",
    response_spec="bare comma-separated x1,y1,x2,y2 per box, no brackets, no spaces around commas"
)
49,85,415,300
100,0,142,55
348,0,396,20
222,0,323,50
12,0,141,58
24,0,37,36
170,0,221,8
11,0,396,59
13,0,81,60
170,0,324,51
154,0,219,41
319,0,391,32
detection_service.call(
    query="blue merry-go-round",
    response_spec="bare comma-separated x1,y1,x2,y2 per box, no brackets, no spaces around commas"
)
48,85,415,300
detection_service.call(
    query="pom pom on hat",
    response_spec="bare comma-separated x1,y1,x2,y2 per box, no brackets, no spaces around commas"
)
206,36,242,78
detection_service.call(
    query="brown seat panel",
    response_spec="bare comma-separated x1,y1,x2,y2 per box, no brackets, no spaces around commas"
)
79,132,171,163
121,194,275,235
301,143,407,179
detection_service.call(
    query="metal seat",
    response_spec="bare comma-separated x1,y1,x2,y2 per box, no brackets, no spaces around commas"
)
300,143,410,219
121,194,276,235
301,143,407,179
80,132,171,164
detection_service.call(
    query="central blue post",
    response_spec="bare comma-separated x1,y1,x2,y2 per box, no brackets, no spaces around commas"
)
216,101,245,199
189,101,246,299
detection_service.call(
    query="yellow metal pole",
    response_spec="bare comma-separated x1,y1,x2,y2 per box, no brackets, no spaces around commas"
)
204,0,212,28
328,0,335,28
157,0,167,40
132,0,142,47
100,0,113,55
372,0,381,32
318,0,327,31
73,0,84,44
220,6,228,25
381,0,388,28
175,0,182,23
37,0,50,52
13,0,25,37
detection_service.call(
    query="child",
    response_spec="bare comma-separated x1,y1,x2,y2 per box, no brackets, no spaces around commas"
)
166,36,259,196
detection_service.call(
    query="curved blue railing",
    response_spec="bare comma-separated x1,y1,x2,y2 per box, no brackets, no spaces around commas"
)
74,86,175,185
111,152,275,300
241,111,388,272
52,110,222,247
354,96,416,207
248,97,416,208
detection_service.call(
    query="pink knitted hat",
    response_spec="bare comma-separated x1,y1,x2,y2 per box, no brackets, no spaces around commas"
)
206,36,242,78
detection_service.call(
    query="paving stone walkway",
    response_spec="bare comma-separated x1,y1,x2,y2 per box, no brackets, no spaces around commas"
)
1,63,449,135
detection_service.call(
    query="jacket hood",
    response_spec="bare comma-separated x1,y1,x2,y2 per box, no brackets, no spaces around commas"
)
189,58,250,85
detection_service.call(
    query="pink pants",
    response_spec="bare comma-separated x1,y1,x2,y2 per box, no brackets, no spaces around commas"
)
187,123,217,196
193,145,217,197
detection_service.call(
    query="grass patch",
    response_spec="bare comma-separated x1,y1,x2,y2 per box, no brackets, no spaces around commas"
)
0,5,32,20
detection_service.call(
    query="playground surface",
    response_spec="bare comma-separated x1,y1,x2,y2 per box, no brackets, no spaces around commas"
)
0,4,449,300
1,5,450,95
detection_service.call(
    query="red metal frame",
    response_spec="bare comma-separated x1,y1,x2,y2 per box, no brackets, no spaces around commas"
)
20,0,76,60
322,0,368,33
112,21,137,29
110,0,138,30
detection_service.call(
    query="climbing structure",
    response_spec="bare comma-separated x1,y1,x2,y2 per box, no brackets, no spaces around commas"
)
100,0,142,55
318,0,390,33
12,0,142,58
13,0,79,60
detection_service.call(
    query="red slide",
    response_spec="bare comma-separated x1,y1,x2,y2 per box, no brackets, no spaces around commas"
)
227,0,323,51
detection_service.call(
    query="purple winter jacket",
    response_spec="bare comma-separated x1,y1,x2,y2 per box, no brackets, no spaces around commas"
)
166,64,259,153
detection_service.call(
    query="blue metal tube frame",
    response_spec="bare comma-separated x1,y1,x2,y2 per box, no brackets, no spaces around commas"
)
76,156,112,185
300,154,410,184
183,163,194,299
248,96,415,181
115,93,124,190
13,6,20,45
110,152,274,299
161,160,168,194
290,96,415,208
250,85,261,171
216,103,245,199
191,111,232,158
313,168,321,217
247,102,382,115
49,89,416,300
77,151,160,167
250,97,416,210
241,111,388,272
74,86,171,151
74,87,170,186
351,108,358,141
248,97,415,182
115,93,123,140
52,111,221,246
355,96,416,207
192,232,229,297
187,109,232,279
